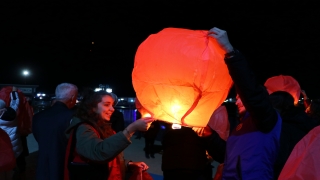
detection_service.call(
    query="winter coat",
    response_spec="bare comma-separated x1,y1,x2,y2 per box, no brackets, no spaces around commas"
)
274,107,320,179
0,91,22,158
222,50,282,180
64,117,131,180
32,101,75,180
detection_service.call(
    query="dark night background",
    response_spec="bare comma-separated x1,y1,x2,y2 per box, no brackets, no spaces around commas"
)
1,1,319,98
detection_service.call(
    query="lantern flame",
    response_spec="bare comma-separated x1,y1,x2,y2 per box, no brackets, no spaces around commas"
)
172,123,181,129
143,113,151,118
171,104,181,119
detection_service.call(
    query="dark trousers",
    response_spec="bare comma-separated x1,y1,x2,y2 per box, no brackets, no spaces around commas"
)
144,138,156,155
163,169,207,180
16,135,29,172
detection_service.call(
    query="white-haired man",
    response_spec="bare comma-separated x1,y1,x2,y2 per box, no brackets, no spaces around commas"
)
32,83,78,180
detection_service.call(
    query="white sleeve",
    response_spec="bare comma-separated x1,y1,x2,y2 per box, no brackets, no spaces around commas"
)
10,92,19,111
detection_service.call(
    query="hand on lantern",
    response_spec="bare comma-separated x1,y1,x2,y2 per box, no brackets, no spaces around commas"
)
192,125,213,137
208,27,234,54
128,161,149,171
192,127,204,136
128,117,155,132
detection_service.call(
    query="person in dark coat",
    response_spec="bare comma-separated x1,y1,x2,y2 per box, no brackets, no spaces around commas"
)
110,109,125,133
209,27,282,179
144,120,160,158
269,91,320,179
32,83,78,180
161,122,226,180
109,93,125,133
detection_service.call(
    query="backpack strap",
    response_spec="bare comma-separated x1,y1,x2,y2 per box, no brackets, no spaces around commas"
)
67,123,82,165
65,123,109,180
67,122,101,164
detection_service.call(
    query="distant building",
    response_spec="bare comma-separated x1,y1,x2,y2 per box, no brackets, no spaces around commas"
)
0,84,38,97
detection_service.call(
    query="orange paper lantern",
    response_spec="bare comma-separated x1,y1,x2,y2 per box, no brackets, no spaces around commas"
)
264,75,301,105
279,126,320,180
132,28,233,127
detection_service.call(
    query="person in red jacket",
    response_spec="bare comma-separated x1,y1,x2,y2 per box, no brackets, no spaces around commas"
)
0,105,17,180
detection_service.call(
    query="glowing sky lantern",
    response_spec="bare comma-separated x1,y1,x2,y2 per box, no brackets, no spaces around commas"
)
132,28,233,128
264,75,301,105
135,97,152,118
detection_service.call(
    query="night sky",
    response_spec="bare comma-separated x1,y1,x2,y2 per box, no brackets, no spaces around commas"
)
1,1,320,98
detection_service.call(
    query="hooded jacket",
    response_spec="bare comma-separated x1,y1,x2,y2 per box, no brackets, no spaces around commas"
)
0,91,22,158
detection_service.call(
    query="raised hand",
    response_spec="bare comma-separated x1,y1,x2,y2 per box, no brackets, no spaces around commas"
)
129,161,149,171
208,27,234,53
128,117,155,132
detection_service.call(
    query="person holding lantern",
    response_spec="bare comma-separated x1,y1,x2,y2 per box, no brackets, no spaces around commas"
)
209,27,282,179
64,89,155,180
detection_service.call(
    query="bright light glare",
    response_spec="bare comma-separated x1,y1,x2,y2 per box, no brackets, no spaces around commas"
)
106,88,112,93
172,123,181,129
23,70,29,76
171,104,181,112
143,113,151,118
94,88,102,92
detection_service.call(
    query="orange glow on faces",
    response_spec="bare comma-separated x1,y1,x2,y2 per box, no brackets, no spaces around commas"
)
95,95,115,121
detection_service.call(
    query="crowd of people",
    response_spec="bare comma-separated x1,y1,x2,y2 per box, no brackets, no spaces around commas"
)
1,27,320,180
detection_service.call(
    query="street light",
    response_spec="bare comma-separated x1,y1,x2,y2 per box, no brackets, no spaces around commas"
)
106,87,112,93
96,84,112,93
22,70,29,84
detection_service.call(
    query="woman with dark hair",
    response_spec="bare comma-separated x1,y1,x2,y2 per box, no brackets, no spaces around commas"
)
64,89,154,180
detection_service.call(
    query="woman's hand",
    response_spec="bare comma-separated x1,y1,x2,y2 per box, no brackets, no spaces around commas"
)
129,161,149,171
192,125,213,137
127,117,155,132
123,117,155,139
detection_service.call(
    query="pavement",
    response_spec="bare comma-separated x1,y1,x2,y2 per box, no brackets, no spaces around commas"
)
24,132,220,180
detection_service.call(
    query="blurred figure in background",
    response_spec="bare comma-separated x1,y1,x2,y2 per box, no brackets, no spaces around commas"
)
109,93,125,133
0,87,23,179
302,90,320,124
0,127,16,180
144,120,160,158
268,91,319,179
32,83,78,180
263,77,320,178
